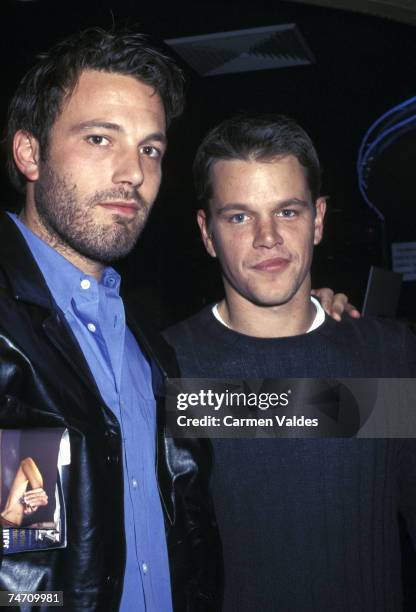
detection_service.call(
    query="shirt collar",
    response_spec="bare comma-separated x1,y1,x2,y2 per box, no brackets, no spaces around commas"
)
212,295,325,334
308,296,325,332
8,213,121,313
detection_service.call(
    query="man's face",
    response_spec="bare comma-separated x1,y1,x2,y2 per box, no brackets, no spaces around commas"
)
24,69,166,263
197,156,326,309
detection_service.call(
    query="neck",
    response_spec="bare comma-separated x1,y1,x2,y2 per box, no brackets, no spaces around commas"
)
218,284,315,338
19,206,104,281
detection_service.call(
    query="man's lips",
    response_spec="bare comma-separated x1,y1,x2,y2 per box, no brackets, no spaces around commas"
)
251,257,290,271
97,201,140,217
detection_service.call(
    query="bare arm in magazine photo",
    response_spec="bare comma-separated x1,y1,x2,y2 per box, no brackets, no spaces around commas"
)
0,457,48,527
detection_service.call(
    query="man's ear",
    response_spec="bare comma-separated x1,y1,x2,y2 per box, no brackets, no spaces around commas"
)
196,209,217,258
13,130,40,182
313,196,327,245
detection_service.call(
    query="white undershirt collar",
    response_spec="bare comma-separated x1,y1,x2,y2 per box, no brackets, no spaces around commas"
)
212,296,325,334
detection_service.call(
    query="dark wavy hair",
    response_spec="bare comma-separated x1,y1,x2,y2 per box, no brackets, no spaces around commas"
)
193,113,321,219
6,27,185,192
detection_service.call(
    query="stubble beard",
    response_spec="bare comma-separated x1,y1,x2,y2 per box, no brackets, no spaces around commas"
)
34,164,151,264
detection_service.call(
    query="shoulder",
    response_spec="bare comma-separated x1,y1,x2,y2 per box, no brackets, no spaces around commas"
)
327,315,414,344
320,315,416,375
163,305,216,349
162,306,223,377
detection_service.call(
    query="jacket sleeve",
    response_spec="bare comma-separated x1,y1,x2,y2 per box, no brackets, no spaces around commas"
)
163,435,223,612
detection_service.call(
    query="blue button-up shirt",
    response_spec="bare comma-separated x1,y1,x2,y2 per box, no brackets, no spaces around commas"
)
10,214,172,612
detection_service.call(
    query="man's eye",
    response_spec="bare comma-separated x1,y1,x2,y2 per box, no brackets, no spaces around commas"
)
229,213,248,224
86,135,110,146
140,145,161,158
277,209,297,218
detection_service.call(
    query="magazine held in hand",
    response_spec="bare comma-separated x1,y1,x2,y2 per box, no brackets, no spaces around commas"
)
0,428,70,553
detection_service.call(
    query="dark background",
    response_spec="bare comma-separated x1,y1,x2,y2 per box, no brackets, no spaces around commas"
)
1,0,415,326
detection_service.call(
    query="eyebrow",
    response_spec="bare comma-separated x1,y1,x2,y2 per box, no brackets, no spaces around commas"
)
215,198,310,215
70,121,167,145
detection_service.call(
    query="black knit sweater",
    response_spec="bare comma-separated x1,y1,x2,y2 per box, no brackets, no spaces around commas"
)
164,309,416,611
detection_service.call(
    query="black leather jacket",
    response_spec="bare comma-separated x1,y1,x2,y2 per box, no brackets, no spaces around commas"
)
0,212,222,611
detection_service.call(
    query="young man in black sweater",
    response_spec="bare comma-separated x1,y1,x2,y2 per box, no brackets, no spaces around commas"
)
164,114,416,611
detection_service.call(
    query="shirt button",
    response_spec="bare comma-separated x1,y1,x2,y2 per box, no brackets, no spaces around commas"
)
81,279,91,290
132,478,138,489
142,562,148,574
87,323,96,333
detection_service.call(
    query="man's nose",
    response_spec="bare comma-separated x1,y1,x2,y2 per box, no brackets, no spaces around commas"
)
252,217,284,249
112,149,144,187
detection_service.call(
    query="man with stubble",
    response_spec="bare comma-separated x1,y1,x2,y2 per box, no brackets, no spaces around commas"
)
0,28,220,611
